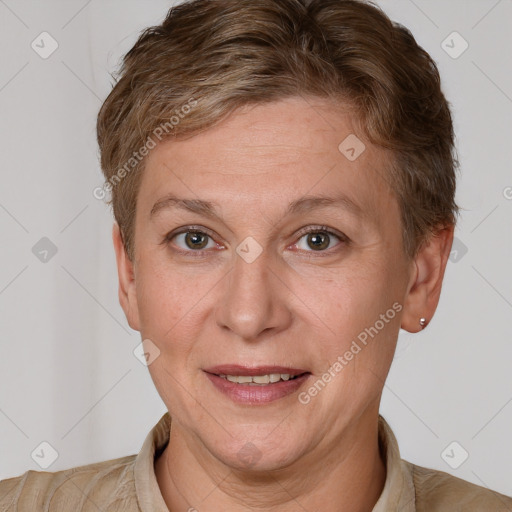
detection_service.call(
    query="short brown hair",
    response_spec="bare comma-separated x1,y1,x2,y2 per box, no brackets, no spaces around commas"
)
96,0,460,262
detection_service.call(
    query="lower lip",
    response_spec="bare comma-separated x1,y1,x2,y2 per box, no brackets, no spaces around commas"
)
204,372,311,404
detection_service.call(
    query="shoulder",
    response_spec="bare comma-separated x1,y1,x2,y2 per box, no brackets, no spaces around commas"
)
0,454,138,512
402,459,512,511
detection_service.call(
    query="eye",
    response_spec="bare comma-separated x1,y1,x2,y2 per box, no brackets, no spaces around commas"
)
165,226,220,256
292,226,347,254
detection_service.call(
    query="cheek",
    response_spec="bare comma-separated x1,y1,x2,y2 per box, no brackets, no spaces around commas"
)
301,261,401,356
135,266,200,385
134,256,222,342
301,260,384,315
135,262,190,336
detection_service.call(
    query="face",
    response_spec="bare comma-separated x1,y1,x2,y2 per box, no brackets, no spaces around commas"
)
114,96,449,472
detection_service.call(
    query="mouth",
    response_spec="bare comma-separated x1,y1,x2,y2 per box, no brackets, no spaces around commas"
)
202,365,312,404
207,372,309,385
203,364,310,383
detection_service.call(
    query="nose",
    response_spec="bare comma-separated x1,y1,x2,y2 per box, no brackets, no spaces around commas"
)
214,246,292,341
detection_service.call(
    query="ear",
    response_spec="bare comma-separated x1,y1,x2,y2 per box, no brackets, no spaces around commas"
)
112,222,140,332
401,224,455,333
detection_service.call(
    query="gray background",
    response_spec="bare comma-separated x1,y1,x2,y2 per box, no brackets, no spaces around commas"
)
1,0,511,498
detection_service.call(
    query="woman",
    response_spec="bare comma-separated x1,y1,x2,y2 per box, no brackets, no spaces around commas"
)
1,0,511,510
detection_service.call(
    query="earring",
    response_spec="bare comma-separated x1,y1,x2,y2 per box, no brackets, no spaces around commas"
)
419,317,427,329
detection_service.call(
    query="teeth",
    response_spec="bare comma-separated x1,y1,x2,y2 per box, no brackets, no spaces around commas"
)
220,373,298,384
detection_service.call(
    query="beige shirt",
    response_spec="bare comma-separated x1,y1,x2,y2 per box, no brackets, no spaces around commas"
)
1,412,511,511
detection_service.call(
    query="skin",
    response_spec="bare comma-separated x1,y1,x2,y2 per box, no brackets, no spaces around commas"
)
113,96,454,511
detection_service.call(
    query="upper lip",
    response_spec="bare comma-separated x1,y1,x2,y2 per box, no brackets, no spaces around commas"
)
203,365,310,376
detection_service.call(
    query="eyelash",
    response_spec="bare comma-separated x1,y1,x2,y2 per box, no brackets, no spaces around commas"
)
162,225,349,259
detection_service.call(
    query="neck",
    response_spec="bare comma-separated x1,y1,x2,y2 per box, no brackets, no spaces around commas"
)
155,407,386,512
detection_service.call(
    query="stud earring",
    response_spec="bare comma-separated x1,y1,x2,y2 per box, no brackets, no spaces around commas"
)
419,317,427,329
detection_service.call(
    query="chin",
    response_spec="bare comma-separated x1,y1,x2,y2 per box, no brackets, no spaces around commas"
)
214,437,302,473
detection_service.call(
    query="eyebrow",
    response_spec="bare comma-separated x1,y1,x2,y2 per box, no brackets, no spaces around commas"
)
149,192,369,222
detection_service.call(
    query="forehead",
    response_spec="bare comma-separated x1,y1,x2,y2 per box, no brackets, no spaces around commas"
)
139,97,397,227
